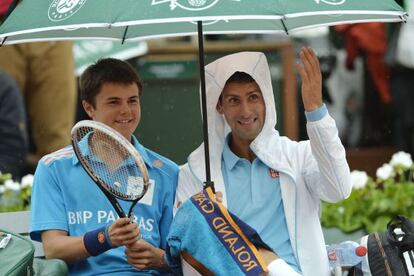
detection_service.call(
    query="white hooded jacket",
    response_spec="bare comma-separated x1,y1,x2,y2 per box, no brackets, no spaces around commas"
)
176,52,352,276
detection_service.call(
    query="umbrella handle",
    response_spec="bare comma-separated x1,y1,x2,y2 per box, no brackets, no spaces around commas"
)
197,20,214,192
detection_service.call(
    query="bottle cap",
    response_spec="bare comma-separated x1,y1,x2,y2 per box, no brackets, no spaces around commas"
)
355,245,367,257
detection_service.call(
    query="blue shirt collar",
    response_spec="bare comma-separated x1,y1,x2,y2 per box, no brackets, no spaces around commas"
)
72,134,153,169
222,134,241,171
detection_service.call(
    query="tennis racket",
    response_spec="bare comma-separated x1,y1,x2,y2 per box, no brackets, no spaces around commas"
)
71,120,149,219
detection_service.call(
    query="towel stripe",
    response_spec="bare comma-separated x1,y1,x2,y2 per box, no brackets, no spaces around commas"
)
190,187,268,275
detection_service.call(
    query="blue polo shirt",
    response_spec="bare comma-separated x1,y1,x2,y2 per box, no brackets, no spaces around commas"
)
30,135,179,275
221,138,300,272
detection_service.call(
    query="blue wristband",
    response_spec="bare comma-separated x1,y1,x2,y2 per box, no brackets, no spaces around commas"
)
83,226,112,256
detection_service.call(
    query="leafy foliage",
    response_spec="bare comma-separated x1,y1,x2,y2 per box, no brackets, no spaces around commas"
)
321,151,414,233
0,172,33,212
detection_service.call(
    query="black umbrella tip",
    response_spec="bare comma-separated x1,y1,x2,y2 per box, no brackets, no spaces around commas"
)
0,36,7,46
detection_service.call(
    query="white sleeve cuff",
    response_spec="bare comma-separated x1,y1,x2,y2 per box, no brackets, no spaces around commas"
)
267,259,302,276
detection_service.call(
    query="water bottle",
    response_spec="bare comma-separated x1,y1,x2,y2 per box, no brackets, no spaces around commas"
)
326,241,367,269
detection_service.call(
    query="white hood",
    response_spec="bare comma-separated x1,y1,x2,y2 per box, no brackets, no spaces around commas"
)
187,52,280,205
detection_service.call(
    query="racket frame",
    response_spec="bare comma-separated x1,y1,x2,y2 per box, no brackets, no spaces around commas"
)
71,120,150,218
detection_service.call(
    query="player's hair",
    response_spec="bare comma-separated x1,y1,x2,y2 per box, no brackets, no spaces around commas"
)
225,71,255,84
79,58,143,107
218,71,256,103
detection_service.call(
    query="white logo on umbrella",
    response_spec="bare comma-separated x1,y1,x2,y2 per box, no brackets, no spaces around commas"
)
152,0,235,11
48,0,88,22
314,0,346,5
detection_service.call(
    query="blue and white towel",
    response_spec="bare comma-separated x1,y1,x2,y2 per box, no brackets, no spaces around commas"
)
166,187,269,276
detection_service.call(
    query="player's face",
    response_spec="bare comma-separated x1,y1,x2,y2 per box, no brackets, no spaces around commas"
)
83,82,140,141
217,81,265,146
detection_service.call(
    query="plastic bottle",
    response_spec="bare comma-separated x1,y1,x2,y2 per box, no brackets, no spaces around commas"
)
326,241,367,269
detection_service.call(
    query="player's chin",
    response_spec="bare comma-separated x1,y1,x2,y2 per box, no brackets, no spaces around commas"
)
122,132,134,141
118,122,137,132
237,130,260,141
111,130,132,141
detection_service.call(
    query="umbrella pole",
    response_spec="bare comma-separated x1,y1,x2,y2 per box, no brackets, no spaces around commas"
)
197,21,214,193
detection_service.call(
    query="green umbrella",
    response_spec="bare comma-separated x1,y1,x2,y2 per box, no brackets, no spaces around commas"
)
0,0,407,189
0,0,407,43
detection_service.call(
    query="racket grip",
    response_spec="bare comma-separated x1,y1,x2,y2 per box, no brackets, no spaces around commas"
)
83,226,112,256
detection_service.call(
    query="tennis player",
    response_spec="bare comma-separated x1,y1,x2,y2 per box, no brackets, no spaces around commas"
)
175,48,352,276
30,58,179,275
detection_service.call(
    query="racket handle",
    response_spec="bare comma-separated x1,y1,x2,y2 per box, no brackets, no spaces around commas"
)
100,186,126,218
112,200,127,218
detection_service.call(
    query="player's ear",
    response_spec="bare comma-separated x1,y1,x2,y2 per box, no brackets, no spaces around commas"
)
82,100,95,119
216,102,223,114
216,96,224,114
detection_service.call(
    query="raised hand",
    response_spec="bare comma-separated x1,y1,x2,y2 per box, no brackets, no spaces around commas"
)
296,47,323,112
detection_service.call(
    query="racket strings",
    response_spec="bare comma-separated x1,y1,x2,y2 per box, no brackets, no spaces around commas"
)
73,126,146,201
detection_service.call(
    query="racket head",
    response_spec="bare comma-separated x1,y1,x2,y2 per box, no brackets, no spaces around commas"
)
71,120,149,202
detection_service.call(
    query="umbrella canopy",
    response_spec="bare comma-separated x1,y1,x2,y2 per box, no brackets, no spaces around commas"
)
0,0,407,188
0,0,407,44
